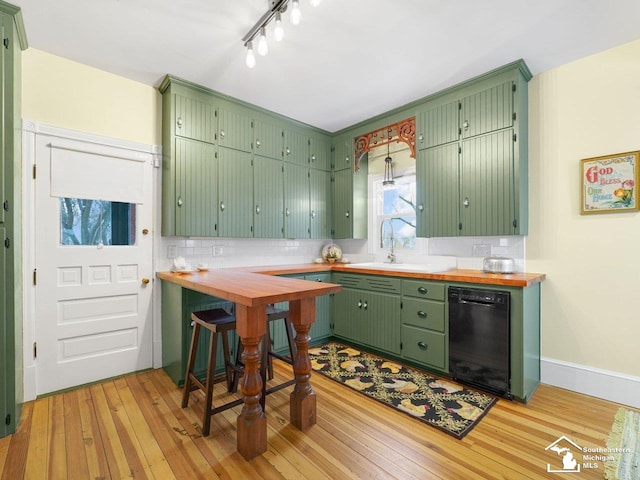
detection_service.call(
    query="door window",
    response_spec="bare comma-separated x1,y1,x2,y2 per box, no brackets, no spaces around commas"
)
60,198,136,246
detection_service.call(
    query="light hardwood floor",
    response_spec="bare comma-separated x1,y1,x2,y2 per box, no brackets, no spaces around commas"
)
0,360,629,479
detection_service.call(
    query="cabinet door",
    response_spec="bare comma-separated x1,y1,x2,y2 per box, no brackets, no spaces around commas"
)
460,129,515,236
283,163,310,239
309,169,331,239
174,93,216,144
0,225,6,437
417,100,459,150
284,129,309,166
253,156,283,238
332,288,362,342
332,169,352,239
332,137,353,171
416,144,459,238
253,120,283,160
363,292,401,355
218,107,252,152
174,138,217,236
305,273,333,341
402,325,446,371
309,136,332,170
218,147,253,237
460,81,513,139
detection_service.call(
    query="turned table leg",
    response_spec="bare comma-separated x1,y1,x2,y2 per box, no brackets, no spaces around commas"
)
235,304,267,460
288,297,317,431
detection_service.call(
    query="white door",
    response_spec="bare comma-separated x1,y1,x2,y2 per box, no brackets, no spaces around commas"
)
34,134,154,395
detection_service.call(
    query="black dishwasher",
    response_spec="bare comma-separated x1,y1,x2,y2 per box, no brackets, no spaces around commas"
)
448,287,511,398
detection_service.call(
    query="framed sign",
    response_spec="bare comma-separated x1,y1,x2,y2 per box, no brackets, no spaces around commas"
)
580,151,639,214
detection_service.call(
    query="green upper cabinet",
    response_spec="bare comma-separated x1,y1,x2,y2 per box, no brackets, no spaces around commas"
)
218,107,252,152
173,93,217,144
460,81,513,139
253,156,284,238
174,138,217,236
283,162,310,238
417,100,459,150
460,130,515,236
416,143,459,238
284,129,309,166
218,147,253,237
309,169,331,239
253,119,283,160
332,161,367,240
332,137,353,171
414,60,530,237
309,136,332,171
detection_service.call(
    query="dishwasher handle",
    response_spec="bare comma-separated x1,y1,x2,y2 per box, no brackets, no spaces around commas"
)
458,298,497,308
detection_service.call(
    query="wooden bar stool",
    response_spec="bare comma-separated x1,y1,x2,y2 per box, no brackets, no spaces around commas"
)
230,305,297,409
181,308,242,437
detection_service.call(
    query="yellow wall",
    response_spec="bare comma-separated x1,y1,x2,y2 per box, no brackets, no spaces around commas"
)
528,38,640,377
22,49,161,145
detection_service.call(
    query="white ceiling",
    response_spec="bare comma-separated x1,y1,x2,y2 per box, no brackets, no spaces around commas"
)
11,0,640,132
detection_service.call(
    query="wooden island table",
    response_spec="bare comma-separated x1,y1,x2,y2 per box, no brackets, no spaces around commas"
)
157,268,341,460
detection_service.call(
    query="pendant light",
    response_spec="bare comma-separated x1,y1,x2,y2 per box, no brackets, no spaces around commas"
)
274,12,284,42
257,27,268,56
245,41,256,68
290,0,302,25
383,143,395,187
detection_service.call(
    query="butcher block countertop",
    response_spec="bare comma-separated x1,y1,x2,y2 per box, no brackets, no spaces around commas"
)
159,263,545,289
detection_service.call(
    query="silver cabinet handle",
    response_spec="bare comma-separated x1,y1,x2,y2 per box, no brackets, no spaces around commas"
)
417,310,428,318
463,120,469,131
418,286,428,294
362,301,368,310
418,341,428,350
310,210,316,219
177,196,183,207
176,117,183,128
285,208,290,216
345,211,350,218
418,203,424,212
345,156,350,164
311,154,316,162
463,197,470,207
419,133,424,143
255,205,261,214
220,129,225,139
220,202,225,211
358,300,362,309
286,147,291,155
255,139,261,148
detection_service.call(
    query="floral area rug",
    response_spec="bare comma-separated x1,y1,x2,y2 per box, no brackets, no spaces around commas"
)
310,342,497,439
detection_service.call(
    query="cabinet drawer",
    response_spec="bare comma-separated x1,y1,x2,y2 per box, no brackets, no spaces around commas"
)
401,298,445,332
402,325,446,370
402,279,445,301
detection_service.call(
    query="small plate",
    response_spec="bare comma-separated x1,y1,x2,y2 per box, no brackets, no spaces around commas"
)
197,267,209,271
171,268,197,274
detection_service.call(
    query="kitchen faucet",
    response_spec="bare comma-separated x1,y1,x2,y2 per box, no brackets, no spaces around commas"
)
380,219,396,263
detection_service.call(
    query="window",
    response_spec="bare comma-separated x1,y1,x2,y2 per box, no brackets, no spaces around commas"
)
375,173,417,250
60,198,136,246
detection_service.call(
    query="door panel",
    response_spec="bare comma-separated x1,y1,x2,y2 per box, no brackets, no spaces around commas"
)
309,137,332,171
174,93,216,144
175,138,217,236
461,81,513,139
332,169,352,238
284,130,309,166
218,108,252,152
34,135,153,395
283,163,309,239
418,100,459,149
218,147,253,237
253,120,283,160
460,130,514,236
309,169,331,239
253,156,283,238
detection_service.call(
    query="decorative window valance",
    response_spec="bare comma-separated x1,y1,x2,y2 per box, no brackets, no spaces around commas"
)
353,117,416,172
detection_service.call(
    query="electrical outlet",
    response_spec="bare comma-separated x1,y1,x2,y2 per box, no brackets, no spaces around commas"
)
213,246,223,256
167,245,177,259
472,244,491,257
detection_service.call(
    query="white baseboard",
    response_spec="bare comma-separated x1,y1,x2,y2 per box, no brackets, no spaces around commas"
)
541,357,640,409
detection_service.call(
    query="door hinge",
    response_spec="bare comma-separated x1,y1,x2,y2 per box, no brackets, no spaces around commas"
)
3,38,8,49
458,222,462,231
33,342,37,359
513,218,518,228
512,112,517,121
4,237,9,249
458,146,462,154
458,101,462,110
400,301,403,309
5,414,10,426
512,84,516,92
400,341,403,350
33,269,37,285
3,200,8,211
33,164,37,179
513,133,517,142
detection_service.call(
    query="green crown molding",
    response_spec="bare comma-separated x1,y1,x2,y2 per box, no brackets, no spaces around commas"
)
0,0,29,50
158,74,332,137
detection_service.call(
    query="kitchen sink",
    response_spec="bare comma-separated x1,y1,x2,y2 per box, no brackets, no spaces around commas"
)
342,262,452,273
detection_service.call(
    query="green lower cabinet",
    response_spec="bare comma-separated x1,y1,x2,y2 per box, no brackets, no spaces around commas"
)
401,325,446,371
161,282,235,386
